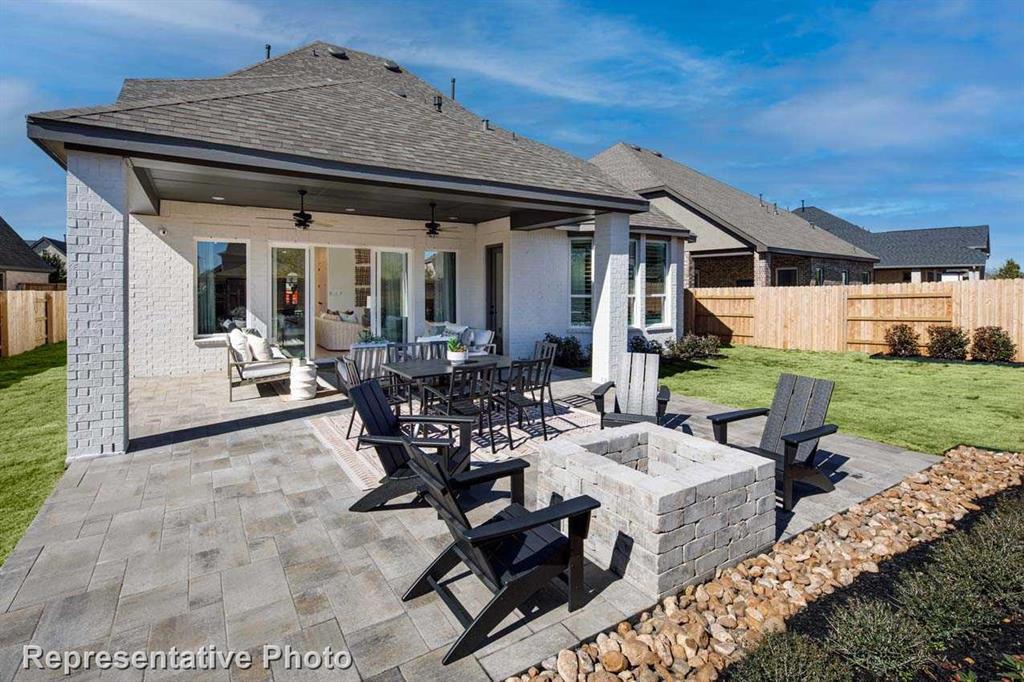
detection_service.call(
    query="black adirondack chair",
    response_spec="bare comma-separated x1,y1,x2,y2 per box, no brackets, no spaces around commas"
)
707,373,838,511
397,436,600,664
347,380,483,512
592,352,670,429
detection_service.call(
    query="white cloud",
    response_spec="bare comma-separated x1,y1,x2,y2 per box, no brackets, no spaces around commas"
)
53,0,278,38
0,79,42,141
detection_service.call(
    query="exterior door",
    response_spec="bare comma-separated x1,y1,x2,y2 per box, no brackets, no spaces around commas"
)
485,244,504,353
271,246,309,357
375,250,408,343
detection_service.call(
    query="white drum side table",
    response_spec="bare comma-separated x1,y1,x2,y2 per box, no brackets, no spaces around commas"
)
289,359,318,400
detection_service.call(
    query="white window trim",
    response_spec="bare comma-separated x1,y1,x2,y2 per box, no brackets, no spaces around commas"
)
643,237,670,329
424,248,458,325
194,237,251,339
568,236,594,330
841,270,849,285
775,266,798,286
627,238,639,328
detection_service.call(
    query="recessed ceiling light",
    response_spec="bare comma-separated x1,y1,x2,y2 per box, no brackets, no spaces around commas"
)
344,208,356,212
211,196,225,201
448,216,459,221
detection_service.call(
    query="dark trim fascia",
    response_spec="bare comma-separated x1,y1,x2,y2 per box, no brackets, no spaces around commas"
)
874,263,987,270
691,248,754,258
28,119,649,214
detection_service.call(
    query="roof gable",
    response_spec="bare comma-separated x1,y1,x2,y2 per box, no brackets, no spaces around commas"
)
591,144,877,260
0,217,54,273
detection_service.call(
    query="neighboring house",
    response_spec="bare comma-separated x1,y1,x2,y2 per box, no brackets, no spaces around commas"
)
0,217,52,290
29,236,67,264
591,144,878,287
26,40,689,460
793,206,989,283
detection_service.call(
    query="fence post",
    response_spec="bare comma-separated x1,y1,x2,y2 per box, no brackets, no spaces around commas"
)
0,291,6,358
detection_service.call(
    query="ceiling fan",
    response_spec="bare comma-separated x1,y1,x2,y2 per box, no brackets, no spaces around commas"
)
397,202,460,238
253,189,314,229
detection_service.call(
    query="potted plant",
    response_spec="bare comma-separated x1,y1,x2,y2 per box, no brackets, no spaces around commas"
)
351,330,388,349
446,337,468,364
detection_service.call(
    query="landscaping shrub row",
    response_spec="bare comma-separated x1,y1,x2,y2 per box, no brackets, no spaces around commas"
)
728,487,1024,681
629,333,721,361
885,323,1016,362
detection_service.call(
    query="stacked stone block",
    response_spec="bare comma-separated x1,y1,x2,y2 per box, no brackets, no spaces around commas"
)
536,422,774,600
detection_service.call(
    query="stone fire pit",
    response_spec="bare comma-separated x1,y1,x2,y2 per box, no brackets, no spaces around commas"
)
536,422,775,601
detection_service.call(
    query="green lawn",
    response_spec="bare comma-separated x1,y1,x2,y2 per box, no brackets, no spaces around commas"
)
660,345,1023,456
0,342,67,565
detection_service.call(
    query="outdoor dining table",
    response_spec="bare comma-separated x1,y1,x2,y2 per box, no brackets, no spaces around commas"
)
382,353,512,414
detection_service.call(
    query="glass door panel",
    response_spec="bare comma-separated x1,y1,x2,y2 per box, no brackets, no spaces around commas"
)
376,250,408,343
272,247,308,357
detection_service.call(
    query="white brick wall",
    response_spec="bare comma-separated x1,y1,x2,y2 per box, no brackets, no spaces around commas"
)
591,212,630,383
66,151,129,460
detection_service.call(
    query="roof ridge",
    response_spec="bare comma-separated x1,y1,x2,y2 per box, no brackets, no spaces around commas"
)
877,224,989,235
225,40,335,76
33,78,354,120
123,74,301,85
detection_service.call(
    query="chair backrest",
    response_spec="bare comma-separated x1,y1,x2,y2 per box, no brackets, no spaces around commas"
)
444,363,496,403
348,345,389,382
389,340,447,363
401,438,500,587
506,358,548,396
759,374,834,460
615,352,661,416
533,340,557,362
349,380,406,475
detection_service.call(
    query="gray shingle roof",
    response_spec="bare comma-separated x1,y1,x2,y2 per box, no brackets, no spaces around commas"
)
591,143,878,260
629,204,690,232
0,217,53,273
30,237,67,255
794,206,990,268
30,42,640,204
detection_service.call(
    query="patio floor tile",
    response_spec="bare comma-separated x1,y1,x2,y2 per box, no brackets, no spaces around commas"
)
346,614,428,679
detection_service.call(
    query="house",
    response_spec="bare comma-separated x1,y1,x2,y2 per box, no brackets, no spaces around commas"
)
0,217,53,290
591,144,878,287
26,40,695,460
793,206,989,283
28,236,67,264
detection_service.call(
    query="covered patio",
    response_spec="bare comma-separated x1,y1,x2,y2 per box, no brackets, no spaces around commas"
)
0,369,937,681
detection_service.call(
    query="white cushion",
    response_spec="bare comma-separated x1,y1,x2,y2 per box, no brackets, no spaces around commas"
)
247,333,274,361
240,361,291,379
228,329,252,363
340,312,358,323
444,322,468,335
470,329,494,347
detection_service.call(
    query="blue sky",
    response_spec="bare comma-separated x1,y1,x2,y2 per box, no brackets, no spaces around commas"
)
1,0,1021,268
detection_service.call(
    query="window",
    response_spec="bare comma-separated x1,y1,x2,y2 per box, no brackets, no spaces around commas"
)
627,239,638,326
424,250,457,324
861,271,871,284
813,267,824,285
569,238,592,327
775,267,797,286
196,241,247,335
645,239,668,326
841,270,849,285
902,271,912,283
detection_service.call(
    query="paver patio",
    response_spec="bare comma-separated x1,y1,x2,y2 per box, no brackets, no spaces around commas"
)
0,368,937,681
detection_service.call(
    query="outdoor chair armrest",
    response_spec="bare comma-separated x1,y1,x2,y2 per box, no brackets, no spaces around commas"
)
707,407,769,444
707,407,770,425
359,434,453,451
462,495,600,546
357,435,406,447
782,423,838,446
450,458,529,489
591,381,615,413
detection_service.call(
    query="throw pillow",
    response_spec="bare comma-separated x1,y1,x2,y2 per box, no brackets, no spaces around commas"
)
247,333,274,361
227,328,252,363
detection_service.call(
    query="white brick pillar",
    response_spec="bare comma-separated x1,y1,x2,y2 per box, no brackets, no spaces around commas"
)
66,151,130,461
591,212,629,383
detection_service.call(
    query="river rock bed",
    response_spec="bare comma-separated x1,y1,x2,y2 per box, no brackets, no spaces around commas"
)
509,445,1024,682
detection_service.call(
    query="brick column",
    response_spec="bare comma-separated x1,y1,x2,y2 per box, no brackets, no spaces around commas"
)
66,151,129,461
753,251,771,287
591,212,629,383
683,249,695,288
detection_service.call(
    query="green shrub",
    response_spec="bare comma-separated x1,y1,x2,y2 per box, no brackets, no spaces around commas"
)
826,599,932,680
894,568,998,650
627,335,663,355
970,326,1016,362
543,333,589,368
926,325,968,360
664,333,721,361
884,324,921,357
730,632,852,682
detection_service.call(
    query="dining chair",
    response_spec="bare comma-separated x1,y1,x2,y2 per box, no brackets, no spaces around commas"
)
424,363,499,453
533,340,558,413
492,357,550,448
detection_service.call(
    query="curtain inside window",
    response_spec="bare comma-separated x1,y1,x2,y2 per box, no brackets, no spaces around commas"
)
197,241,246,335
379,251,407,342
425,250,456,323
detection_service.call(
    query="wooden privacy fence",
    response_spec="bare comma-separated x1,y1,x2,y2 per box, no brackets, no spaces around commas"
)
0,290,67,358
685,279,1024,362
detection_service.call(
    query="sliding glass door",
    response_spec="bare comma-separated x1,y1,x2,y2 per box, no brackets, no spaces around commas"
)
376,250,408,343
271,246,308,357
